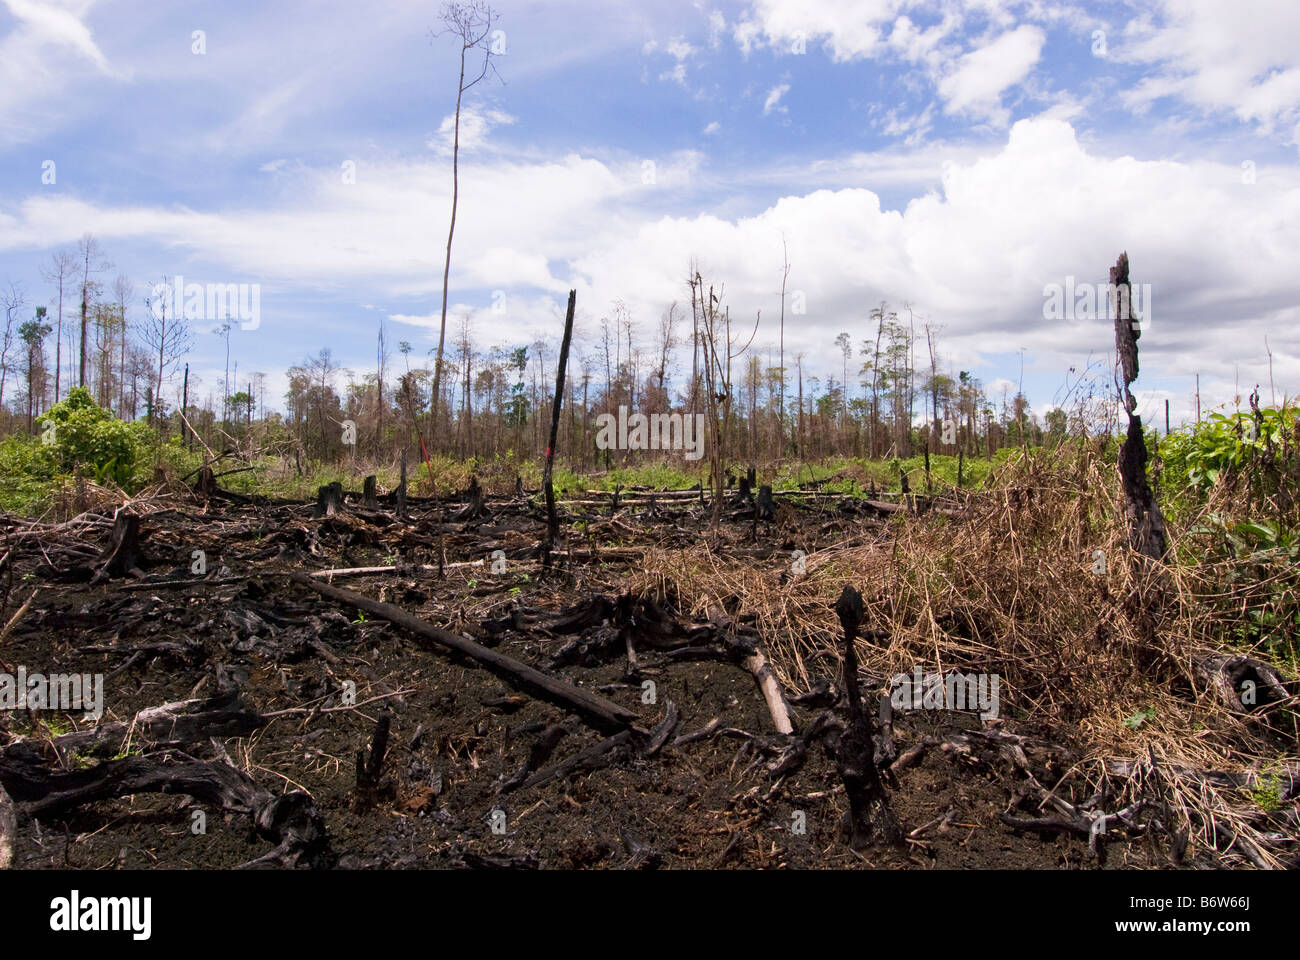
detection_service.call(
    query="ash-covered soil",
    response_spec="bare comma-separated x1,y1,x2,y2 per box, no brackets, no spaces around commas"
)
0,483,1180,869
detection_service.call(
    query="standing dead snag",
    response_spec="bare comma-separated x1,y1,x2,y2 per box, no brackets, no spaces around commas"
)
1111,252,1167,562
542,290,576,570
834,585,900,848
354,711,392,809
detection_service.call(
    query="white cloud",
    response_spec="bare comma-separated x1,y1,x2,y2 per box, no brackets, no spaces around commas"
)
0,0,125,142
429,107,516,156
665,36,694,60
762,82,790,115
706,9,725,49
735,0,908,62
1120,1,1300,139
937,25,1045,123
2,0,113,72
3,116,1298,413
703,121,720,135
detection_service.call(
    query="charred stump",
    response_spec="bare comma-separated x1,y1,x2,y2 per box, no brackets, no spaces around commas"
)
362,475,379,510
93,514,142,582
193,464,218,500
1112,252,1168,562
834,585,900,848
452,476,489,522
354,711,392,809
314,481,344,518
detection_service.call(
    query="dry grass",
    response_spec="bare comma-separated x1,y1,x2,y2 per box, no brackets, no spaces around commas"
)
635,444,1298,867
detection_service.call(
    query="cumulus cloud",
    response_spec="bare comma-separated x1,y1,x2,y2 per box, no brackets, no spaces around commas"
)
1119,0,1300,139
3,115,1297,421
937,25,1045,123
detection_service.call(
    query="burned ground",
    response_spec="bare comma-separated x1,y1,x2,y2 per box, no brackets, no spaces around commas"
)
0,477,1289,870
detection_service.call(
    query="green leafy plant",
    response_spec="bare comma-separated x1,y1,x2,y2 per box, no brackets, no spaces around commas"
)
1123,705,1157,730
36,387,151,489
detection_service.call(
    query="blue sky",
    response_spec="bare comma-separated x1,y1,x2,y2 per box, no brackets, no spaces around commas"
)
2,0,1299,425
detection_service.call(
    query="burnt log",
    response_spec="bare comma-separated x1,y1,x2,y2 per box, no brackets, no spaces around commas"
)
0,750,333,869
291,573,639,733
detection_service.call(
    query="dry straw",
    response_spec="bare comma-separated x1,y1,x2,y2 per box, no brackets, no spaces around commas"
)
636,443,1298,866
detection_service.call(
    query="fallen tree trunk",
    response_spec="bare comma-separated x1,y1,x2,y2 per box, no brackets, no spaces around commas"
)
0,750,333,869
743,649,794,735
290,572,639,733
2,694,268,765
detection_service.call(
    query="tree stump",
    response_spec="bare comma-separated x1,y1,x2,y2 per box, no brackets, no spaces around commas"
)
452,476,488,521
94,514,142,582
362,475,379,510
0,783,14,870
834,585,901,849
194,465,217,500
314,482,344,518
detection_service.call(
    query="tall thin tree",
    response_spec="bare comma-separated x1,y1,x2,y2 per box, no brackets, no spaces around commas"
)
40,250,75,402
75,234,111,389
429,1,501,447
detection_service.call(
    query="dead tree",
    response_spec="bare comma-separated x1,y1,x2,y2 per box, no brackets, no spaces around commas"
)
834,585,900,848
428,1,502,446
1111,252,1168,561
542,290,576,570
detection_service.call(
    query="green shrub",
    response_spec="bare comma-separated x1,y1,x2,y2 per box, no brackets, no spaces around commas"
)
35,388,152,488
1160,405,1297,493
0,434,55,512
